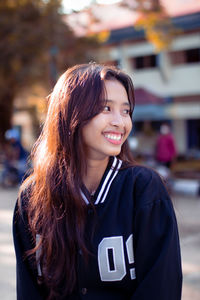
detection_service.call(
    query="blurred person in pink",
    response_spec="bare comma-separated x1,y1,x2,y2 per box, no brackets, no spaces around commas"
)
156,123,176,168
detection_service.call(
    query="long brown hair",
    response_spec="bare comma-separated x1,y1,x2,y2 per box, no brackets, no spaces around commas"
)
20,63,135,299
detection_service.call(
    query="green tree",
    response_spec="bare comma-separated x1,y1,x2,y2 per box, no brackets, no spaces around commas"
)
0,0,96,143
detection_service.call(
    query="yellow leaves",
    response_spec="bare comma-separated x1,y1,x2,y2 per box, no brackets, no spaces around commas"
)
96,30,110,43
2,0,28,9
146,30,171,52
87,30,110,43
136,12,166,28
135,12,179,52
2,0,15,8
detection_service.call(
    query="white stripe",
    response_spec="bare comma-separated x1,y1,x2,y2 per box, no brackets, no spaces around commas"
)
100,160,122,204
95,157,117,205
36,234,42,276
80,190,90,205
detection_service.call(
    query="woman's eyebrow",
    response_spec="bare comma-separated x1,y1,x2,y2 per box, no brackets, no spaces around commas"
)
105,99,130,107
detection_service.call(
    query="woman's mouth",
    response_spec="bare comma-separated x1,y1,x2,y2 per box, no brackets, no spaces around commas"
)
103,132,123,145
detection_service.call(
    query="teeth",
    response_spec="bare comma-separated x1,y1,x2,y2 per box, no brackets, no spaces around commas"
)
104,134,122,141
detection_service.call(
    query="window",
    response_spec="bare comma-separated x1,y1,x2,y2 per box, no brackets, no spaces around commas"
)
187,119,200,149
133,54,157,69
185,48,200,63
169,50,185,65
170,48,200,65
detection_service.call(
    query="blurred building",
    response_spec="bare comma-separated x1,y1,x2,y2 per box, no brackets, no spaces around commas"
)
11,86,47,151
67,0,200,159
98,12,200,159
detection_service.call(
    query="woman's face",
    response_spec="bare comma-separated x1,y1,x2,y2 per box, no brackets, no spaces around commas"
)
82,79,132,160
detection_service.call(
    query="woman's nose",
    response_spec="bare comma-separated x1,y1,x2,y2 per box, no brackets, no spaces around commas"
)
110,112,124,127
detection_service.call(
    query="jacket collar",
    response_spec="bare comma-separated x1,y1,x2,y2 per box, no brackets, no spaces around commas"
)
81,156,122,205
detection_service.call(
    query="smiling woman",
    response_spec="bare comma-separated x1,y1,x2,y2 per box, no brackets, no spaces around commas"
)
82,80,132,160
13,63,182,300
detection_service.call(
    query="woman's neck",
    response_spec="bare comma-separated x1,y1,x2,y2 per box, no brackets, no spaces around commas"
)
83,156,109,194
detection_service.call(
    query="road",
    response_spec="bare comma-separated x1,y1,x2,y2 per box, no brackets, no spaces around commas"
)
0,187,200,299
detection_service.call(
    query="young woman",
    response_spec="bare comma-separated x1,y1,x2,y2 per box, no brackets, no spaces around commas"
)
13,63,182,300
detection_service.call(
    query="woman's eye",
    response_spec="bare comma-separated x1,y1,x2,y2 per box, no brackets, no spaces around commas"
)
123,109,130,115
103,106,110,112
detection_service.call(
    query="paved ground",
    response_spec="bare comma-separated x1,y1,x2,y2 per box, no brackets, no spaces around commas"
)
174,195,200,299
0,187,200,299
0,188,17,300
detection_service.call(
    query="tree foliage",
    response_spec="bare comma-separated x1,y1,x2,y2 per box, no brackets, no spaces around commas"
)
0,0,97,142
120,0,180,52
81,0,179,52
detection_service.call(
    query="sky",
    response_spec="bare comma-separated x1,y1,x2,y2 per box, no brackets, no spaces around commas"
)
62,0,121,12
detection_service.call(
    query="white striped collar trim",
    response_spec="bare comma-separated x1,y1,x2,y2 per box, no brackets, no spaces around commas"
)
95,156,117,204
81,190,90,205
81,157,122,205
99,159,122,204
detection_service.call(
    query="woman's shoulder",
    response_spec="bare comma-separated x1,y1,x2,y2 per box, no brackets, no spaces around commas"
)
133,164,162,184
16,178,33,219
122,163,162,185
121,163,168,208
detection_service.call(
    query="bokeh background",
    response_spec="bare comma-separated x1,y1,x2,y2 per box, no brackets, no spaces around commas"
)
0,0,200,299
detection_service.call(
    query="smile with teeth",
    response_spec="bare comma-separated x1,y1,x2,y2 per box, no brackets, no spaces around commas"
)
104,133,122,140
103,133,123,144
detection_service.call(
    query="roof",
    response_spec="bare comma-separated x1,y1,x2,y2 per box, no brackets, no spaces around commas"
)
135,88,164,105
66,0,200,37
106,11,200,44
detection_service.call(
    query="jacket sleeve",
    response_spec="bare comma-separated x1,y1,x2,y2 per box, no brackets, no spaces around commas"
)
13,197,44,300
131,168,182,300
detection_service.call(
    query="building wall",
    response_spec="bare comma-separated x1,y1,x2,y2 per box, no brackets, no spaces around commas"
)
173,119,187,155
98,32,200,156
99,33,200,97
131,64,200,97
12,111,35,151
